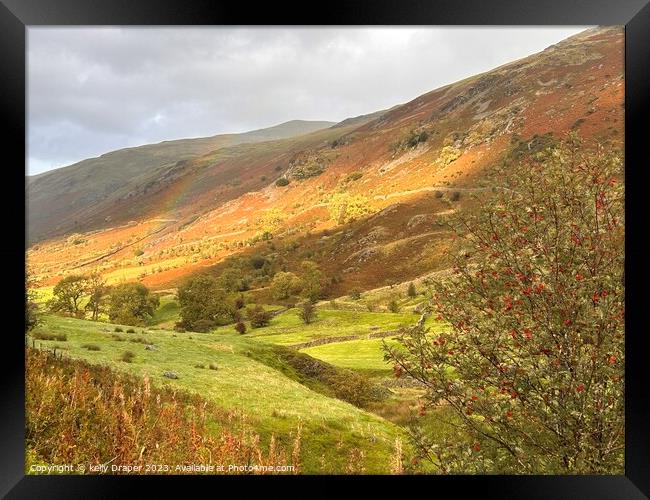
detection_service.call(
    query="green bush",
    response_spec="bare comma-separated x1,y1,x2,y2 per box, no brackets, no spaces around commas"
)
247,305,272,328
345,171,363,183
120,351,135,363
275,178,290,187
192,319,216,333
31,331,67,342
407,282,417,298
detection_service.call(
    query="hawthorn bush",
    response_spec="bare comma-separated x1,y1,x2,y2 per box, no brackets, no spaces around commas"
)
385,135,624,474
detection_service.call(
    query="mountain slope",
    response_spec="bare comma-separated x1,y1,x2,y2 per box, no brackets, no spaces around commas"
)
27,27,624,293
27,120,335,242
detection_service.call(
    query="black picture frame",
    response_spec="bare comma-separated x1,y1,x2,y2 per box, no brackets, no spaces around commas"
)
2,1,648,497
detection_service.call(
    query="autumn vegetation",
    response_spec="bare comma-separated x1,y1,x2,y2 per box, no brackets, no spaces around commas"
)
26,348,300,474
385,136,624,473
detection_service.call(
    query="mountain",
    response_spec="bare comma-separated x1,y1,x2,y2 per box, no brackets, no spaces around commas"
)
27,26,623,294
27,119,336,242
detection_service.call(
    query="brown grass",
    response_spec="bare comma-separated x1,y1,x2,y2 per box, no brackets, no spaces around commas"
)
25,348,300,474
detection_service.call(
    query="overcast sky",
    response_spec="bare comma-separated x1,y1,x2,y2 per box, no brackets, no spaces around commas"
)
27,26,589,176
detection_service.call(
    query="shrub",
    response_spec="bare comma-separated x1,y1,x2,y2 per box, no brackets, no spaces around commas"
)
350,289,362,300
126,328,135,333
328,193,371,224
120,351,135,363
192,319,216,333
114,327,123,332
329,371,376,408
81,344,101,351
31,331,67,342
247,305,272,328
275,177,290,187
111,334,125,342
209,363,218,371
387,300,400,313
450,191,461,202
235,322,247,334
407,282,417,298
129,337,152,345
298,301,317,325
345,171,363,183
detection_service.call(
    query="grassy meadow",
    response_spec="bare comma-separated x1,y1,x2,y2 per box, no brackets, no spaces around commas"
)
27,301,447,474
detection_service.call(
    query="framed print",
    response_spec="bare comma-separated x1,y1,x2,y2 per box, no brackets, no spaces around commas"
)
2,0,649,497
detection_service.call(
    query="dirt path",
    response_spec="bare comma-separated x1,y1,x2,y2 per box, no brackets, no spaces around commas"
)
373,185,488,201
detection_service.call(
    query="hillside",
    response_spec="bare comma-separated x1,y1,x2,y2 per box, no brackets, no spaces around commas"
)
27,26,623,296
25,26,625,476
27,119,335,242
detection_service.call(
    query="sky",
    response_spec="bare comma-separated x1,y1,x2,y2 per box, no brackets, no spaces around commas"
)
27,26,590,176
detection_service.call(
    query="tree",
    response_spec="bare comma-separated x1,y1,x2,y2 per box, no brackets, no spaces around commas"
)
84,272,108,321
218,267,250,293
385,136,624,474
234,322,247,335
177,275,236,330
247,305,272,328
299,300,317,324
270,271,302,300
407,282,417,298
48,274,88,317
25,270,40,332
328,193,372,225
300,261,325,302
107,282,160,326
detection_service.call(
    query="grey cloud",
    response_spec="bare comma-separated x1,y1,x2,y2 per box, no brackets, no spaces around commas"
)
28,26,590,175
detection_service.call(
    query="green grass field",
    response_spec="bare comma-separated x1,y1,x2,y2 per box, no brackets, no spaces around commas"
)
302,337,401,375
244,307,438,346
29,314,406,473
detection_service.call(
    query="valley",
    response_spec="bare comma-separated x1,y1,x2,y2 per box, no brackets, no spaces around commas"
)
25,26,625,475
